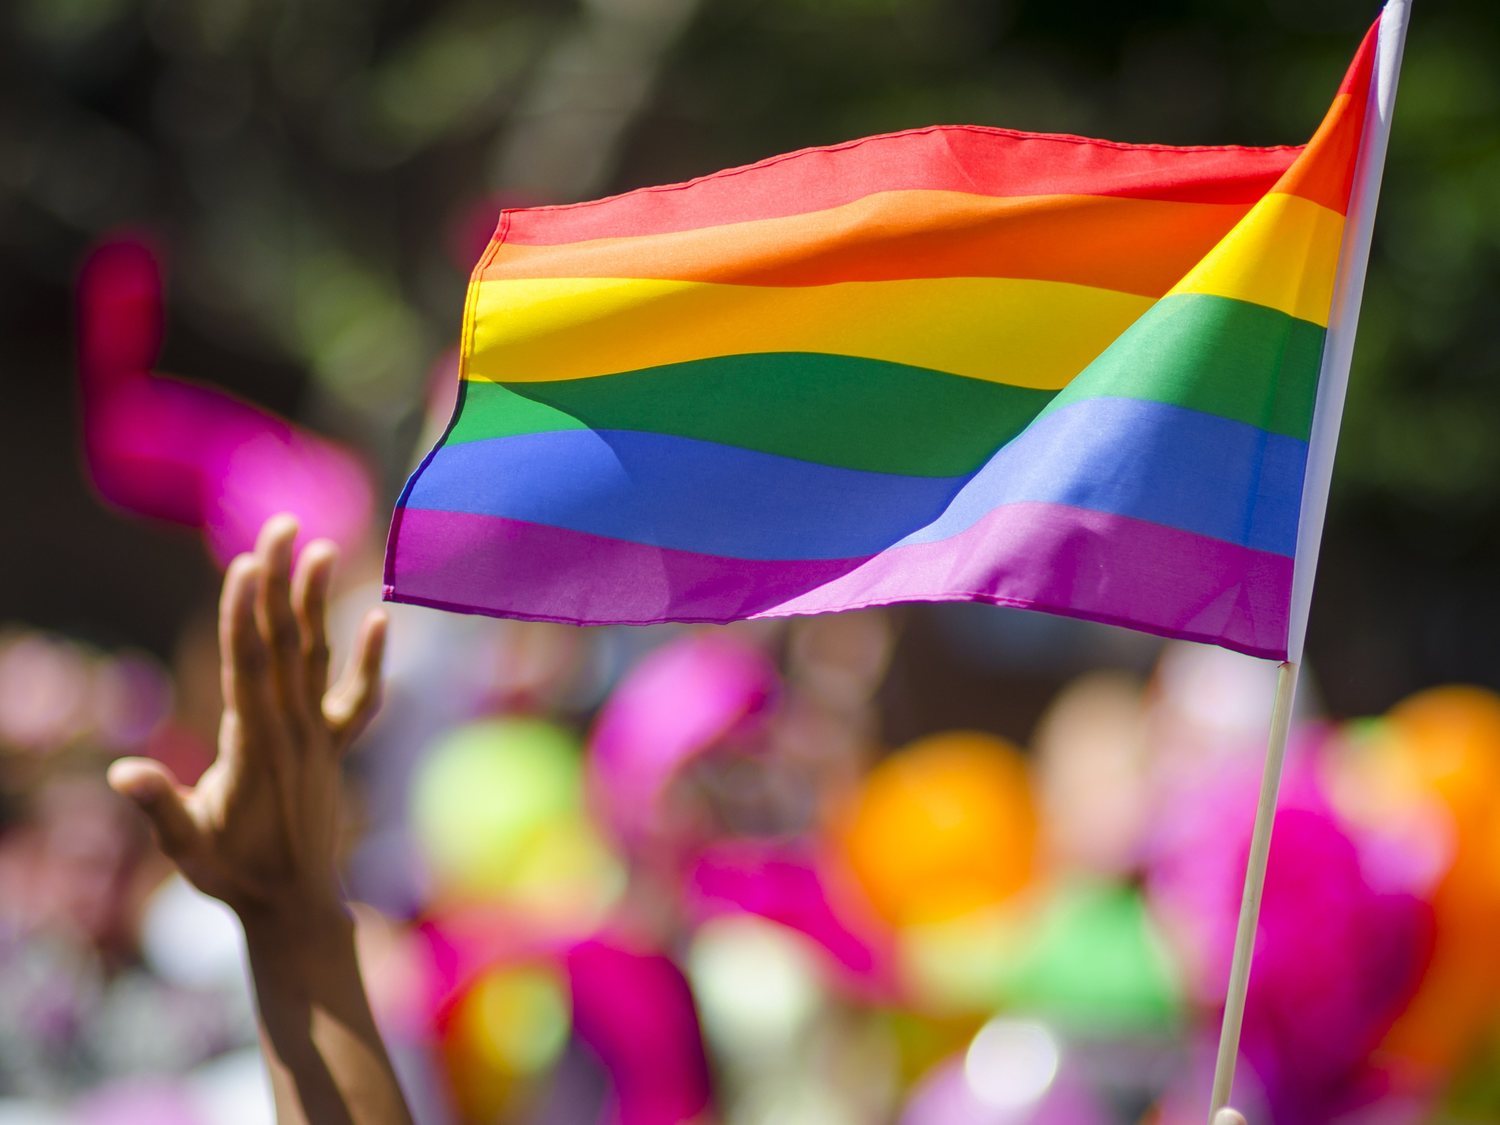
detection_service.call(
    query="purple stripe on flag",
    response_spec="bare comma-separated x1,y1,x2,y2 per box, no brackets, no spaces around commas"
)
387,502,1291,658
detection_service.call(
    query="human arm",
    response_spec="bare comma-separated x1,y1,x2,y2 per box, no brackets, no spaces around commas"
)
108,515,411,1125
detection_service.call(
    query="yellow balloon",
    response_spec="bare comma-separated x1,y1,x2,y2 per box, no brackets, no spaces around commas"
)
443,963,571,1122
453,965,571,1075
834,731,1037,927
411,719,622,921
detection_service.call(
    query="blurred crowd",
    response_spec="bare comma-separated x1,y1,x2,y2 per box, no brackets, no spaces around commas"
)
6,2,1500,1113
4,578,1500,1124
4,225,1500,1123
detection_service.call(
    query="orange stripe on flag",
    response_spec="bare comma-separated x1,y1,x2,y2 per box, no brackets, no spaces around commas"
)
485,191,1256,299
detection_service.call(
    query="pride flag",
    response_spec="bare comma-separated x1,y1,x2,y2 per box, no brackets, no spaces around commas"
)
386,21,1380,660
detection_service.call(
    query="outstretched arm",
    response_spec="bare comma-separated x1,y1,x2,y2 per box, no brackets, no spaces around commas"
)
109,515,412,1125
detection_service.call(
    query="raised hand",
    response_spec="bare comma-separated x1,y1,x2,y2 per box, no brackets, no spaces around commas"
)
109,514,386,923
111,515,410,1125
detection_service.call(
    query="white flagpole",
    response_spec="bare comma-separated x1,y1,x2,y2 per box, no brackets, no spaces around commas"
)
1207,659,1300,1116
1287,0,1412,666
1207,2,1411,1118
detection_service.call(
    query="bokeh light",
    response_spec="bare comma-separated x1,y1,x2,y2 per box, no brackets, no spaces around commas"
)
963,1018,1060,1111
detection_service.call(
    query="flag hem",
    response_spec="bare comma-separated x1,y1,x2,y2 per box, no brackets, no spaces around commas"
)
504,122,1307,222
380,581,1288,662
382,211,513,595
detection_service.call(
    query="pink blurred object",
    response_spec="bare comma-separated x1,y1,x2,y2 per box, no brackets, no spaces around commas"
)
587,633,778,848
73,1079,203,1125
1145,735,1433,1124
898,1042,1108,1125
566,934,713,1125
687,839,897,997
418,905,565,1029
76,235,374,566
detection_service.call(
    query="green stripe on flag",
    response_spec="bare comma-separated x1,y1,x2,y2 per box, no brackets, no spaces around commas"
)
446,293,1323,477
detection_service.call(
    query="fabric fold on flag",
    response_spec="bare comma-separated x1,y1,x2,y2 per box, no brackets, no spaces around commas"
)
386,19,1379,660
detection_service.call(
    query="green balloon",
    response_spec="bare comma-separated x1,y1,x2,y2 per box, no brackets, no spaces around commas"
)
1002,880,1181,1036
412,719,585,894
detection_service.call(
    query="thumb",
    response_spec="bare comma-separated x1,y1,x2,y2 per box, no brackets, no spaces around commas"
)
1212,1111,1248,1125
107,757,199,860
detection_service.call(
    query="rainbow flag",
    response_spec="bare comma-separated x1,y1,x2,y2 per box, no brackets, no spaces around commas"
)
386,21,1380,660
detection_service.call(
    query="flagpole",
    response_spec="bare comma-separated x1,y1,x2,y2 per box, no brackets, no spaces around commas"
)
1206,2,1411,1118
1286,0,1411,667
1207,660,1299,1115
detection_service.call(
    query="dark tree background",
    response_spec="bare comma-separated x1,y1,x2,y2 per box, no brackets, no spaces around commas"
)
3,0,1495,730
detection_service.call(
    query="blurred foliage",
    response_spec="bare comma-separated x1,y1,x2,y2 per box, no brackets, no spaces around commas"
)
1,0,1496,693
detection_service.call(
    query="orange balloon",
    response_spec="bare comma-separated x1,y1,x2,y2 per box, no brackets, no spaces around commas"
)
1377,687,1500,1080
1385,686,1500,823
834,731,1037,927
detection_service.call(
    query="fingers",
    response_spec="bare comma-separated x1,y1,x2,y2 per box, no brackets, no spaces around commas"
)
292,539,338,707
220,553,276,738
230,516,384,756
324,608,388,747
254,515,308,722
107,757,199,860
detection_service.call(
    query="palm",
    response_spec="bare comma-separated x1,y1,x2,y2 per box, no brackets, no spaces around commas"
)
109,516,385,920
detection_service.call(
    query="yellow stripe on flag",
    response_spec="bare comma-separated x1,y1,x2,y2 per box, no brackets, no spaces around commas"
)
1171,191,1345,326
467,276,1153,388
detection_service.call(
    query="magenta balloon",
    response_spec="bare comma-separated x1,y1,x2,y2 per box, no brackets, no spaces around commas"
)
687,840,897,995
587,633,777,847
566,935,713,1125
1144,744,1433,1124
77,237,374,566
